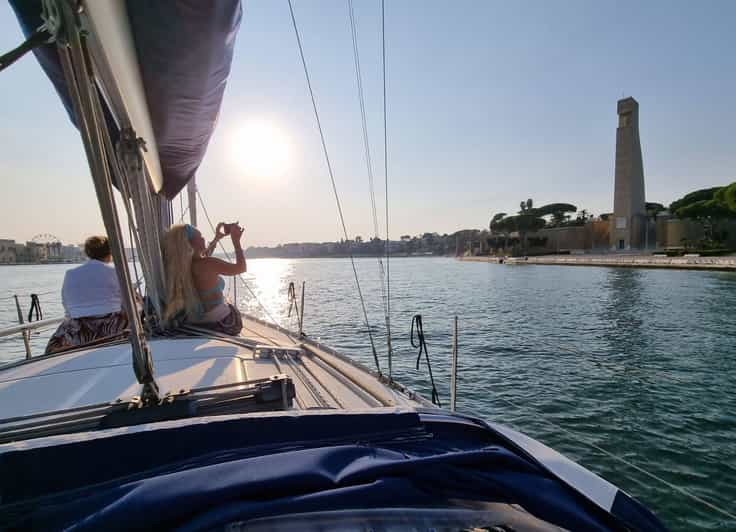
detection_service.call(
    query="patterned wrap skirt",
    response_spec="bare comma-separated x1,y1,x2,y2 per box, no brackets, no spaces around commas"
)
45,311,129,355
193,303,243,336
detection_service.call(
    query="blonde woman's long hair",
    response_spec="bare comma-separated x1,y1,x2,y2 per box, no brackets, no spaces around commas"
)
162,224,201,324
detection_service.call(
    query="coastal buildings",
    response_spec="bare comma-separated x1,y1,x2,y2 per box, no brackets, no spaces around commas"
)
0,240,15,264
0,239,83,264
610,97,646,251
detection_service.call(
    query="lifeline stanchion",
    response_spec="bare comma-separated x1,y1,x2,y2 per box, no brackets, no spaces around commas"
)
299,281,305,336
450,316,458,412
13,295,32,359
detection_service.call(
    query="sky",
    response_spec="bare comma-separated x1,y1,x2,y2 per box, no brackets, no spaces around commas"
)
1,0,735,247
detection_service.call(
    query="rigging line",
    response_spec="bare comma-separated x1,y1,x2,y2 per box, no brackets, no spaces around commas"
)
347,0,380,240
0,291,56,301
516,331,694,388
195,189,290,336
491,393,736,521
287,0,381,373
178,204,190,224
347,0,389,333
382,0,394,377
128,222,142,298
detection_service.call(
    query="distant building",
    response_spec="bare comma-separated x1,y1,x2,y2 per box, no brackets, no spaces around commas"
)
610,97,647,250
62,244,84,262
25,242,48,263
0,239,16,264
15,243,31,263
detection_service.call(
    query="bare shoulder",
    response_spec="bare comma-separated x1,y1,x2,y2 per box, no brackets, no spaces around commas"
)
193,256,230,275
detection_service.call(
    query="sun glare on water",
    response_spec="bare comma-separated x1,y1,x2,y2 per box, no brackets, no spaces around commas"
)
230,120,291,180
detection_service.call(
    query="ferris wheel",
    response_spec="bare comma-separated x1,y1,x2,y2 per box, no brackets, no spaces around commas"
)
31,234,61,245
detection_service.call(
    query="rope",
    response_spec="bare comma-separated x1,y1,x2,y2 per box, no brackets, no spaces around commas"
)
347,0,390,360
382,0,394,377
491,392,736,522
0,291,56,301
27,294,42,322
0,26,51,73
178,204,190,224
524,333,693,388
286,281,301,326
128,223,142,297
288,0,381,374
410,314,441,406
347,0,381,242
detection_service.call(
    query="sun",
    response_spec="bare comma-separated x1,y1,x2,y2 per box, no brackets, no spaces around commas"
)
230,120,291,179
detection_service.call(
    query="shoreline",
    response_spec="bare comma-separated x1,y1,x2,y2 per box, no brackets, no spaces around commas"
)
458,254,736,272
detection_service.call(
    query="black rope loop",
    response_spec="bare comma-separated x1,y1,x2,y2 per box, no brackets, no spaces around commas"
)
286,281,300,323
410,314,441,407
27,294,43,323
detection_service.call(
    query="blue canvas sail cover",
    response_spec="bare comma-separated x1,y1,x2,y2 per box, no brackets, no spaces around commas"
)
9,0,242,199
0,411,666,531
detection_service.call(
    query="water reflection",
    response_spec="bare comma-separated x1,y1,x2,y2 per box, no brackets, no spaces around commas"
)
1,259,735,529
600,268,645,358
238,259,295,327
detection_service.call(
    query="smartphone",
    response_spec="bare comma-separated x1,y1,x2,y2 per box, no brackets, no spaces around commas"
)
222,222,238,235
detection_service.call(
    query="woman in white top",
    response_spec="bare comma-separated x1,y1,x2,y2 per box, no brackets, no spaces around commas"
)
45,236,129,354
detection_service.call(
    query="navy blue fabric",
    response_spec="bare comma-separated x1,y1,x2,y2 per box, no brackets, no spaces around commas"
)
0,412,649,531
0,412,428,502
9,1,83,126
125,1,241,198
8,1,242,199
9,445,614,531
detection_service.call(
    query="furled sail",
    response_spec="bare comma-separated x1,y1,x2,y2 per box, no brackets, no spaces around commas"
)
9,0,242,199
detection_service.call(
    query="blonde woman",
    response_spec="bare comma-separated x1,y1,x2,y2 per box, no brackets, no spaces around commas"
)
162,222,246,335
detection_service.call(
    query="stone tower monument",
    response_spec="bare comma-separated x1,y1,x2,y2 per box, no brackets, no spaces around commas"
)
611,97,646,250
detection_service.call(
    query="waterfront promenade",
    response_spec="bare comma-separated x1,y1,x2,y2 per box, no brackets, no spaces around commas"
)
459,254,736,271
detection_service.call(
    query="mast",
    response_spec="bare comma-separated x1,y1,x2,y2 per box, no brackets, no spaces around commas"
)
188,179,198,227
53,0,160,402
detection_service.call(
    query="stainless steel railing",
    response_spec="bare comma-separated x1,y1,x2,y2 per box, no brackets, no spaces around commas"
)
1,294,63,359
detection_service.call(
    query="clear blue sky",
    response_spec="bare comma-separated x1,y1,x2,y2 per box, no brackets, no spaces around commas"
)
1,1,734,246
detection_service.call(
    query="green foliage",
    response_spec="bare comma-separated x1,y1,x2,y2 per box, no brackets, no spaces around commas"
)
489,212,507,232
670,183,736,245
645,202,665,214
669,187,722,214
716,182,736,211
534,203,577,218
676,199,732,220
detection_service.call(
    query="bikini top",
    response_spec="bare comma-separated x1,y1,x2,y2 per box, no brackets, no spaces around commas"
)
198,276,225,308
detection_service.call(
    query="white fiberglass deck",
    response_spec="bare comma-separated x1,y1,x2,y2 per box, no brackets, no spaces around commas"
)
0,316,422,419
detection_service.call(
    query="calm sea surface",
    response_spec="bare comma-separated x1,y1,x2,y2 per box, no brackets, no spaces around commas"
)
1,257,734,530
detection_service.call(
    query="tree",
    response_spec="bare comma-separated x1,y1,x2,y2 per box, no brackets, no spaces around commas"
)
489,212,507,232
490,212,509,251
669,187,722,214
715,182,736,212
534,203,577,227
493,199,546,254
670,186,736,245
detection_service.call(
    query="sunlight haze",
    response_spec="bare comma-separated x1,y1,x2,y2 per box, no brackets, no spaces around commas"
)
1,0,734,247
